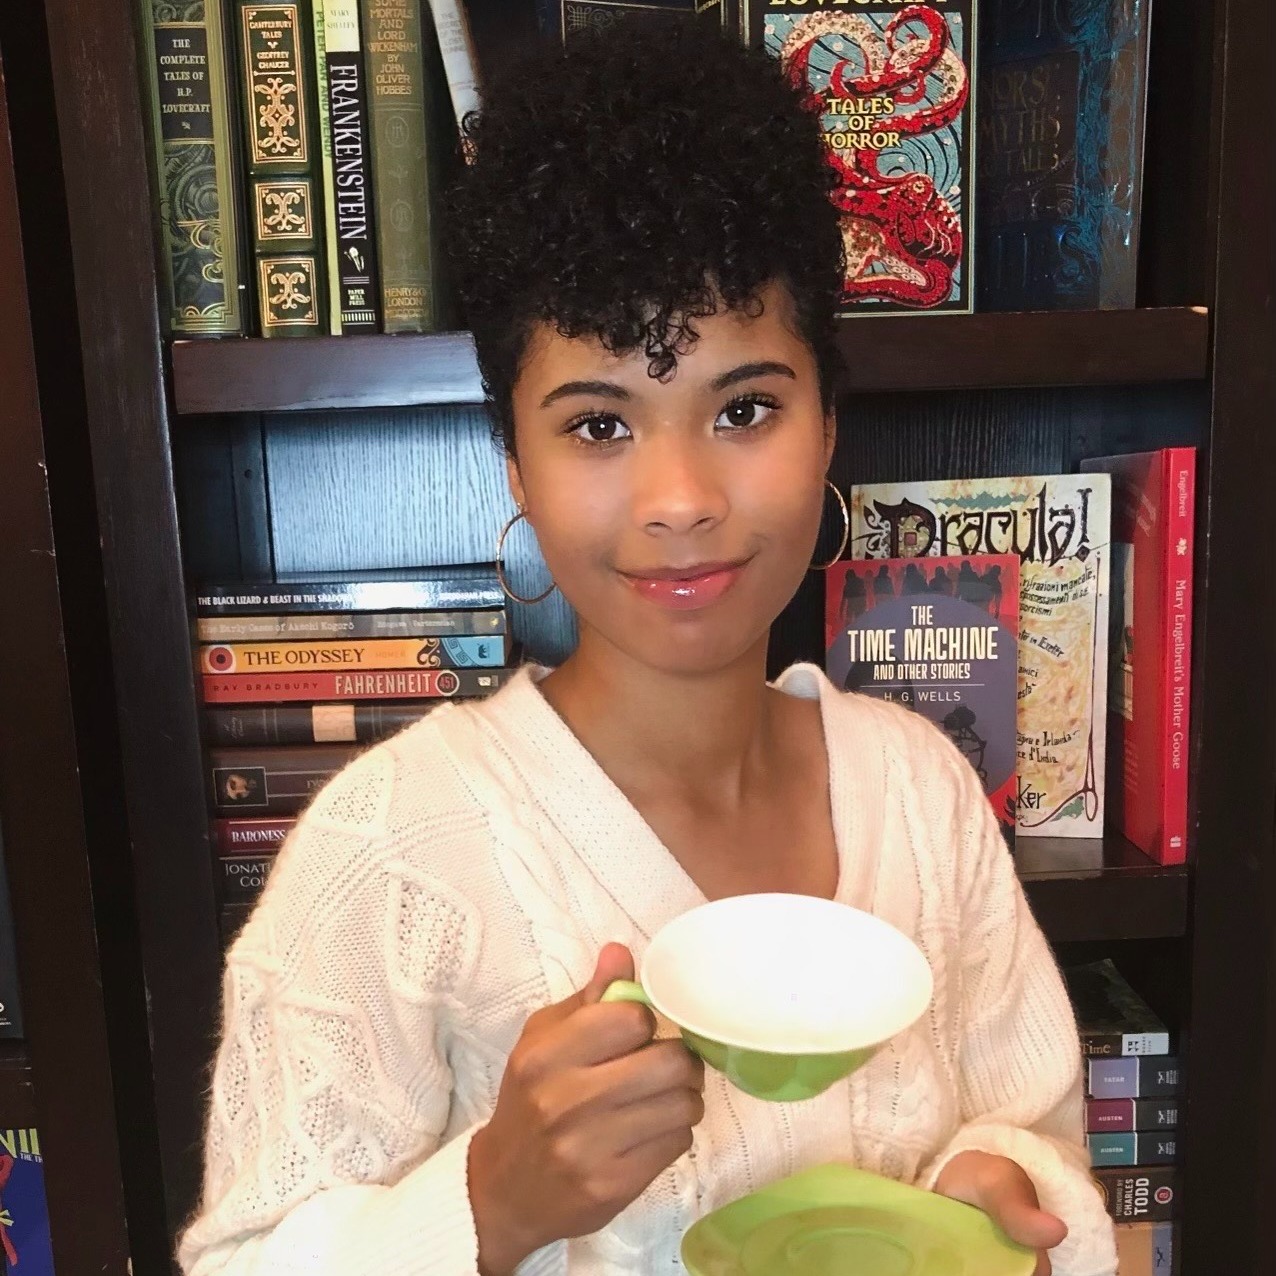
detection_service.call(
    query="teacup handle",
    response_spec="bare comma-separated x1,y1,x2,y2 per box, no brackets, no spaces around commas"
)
600,980,653,1008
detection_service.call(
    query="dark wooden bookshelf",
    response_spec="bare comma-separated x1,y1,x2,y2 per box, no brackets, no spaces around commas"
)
5,0,1273,1271
1016,836,1189,944
0,1042,35,1128
171,306,1211,416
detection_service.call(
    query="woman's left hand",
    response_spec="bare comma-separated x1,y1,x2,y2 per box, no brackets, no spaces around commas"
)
933,1150,1068,1276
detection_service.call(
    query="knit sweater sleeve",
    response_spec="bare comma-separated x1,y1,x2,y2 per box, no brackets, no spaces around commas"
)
177,744,488,1276
916,755,1119,1276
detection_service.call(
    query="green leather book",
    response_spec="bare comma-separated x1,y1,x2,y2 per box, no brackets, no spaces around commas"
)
363,0,451,332
139,0,245,335
235,0,329,335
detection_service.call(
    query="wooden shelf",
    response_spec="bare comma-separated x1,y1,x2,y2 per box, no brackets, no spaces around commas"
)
0,1040,35,1126
170,306,1210,417
1017,833,1189,944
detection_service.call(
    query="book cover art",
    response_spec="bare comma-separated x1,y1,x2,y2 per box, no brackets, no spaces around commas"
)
140,0,245,334
1094,1165,1178,1222
1081,449,1196,865
0,1129,54,1274
746,0,976,315
1065,959,1173,1057
977,0,1151,310
852,474,1111,837
826,554,1019,830
209,743,357,815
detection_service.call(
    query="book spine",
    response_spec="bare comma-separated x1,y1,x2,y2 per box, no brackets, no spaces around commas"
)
206,702,433,744
312,0,345,331
235,0,329,335
1081,1029,1173,1059
1093,1166,1179,1222
1088,1056,1182,1100
363,0,446,331
425,0,481,134
196,608,507,640
195,578,504,614
202,664,516,702
212,816,297,852
215,851,279,905
139,0,245,334
220,902,256,945
324,0,381,330
209,743,358,814
1086,1098,1180,1133
1159,450,1195,865
199,633,506,674
1087,1132,1177,1167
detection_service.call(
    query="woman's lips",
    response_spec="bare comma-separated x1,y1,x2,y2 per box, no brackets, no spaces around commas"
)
620,561,749,611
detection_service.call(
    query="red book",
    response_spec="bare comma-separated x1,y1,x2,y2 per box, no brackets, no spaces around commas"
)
1081,449,1196,864
213,817,297,855
200,665,515,703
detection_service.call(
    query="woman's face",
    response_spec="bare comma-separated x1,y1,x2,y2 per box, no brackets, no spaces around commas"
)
508,281,834,677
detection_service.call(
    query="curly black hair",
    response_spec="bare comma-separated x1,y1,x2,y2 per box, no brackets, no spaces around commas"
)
445,17,845,456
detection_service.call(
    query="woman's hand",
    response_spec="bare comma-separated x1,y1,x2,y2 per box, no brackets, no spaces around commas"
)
934,1150,1068,1276
468,943,706,1276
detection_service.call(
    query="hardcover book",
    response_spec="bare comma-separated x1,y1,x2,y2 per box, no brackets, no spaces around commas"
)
0,1128,54,1275
851,473,1111,837
976,0,1151,311
1081,449,1196,865
202,664,517,703
1093,1165,1178,1223
1088,1055,1181,1100
323,0,381,330
1086,1097,1179,1133
213,816,297,853
1114,1219,1176,1275
746,0,976,315
826,554,1020,831
1088,1131,1176,1167
199,633,507,674
206,701,435,745
194,564,506,614
235,0,329,334
215,851,278,906
139,0,245,334
1065,958,1173,1057
210,743,357,814
196,607,507,641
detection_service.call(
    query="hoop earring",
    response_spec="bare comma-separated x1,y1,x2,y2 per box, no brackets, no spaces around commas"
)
495,508,556,605
809,479,850,571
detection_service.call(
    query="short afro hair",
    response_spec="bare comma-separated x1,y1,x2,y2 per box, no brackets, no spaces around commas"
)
445,17,845,456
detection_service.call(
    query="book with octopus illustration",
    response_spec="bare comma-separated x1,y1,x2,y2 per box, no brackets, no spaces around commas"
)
851,474,1111,838
0,1128,54,1275
745,0,977,315
825,554,1021,834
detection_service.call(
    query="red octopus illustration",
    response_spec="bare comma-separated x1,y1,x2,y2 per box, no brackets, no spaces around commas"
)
0,1152,18,1266
779,7,969,308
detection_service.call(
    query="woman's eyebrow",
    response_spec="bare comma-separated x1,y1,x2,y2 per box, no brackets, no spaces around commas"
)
709,361,797,391
539,379,631,409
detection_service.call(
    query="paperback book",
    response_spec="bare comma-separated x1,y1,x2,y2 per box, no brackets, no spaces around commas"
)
1065,958,1173,1057
1086,1097,1178,1133
1088,1055,1181,1101
851,473,1111,837
1094,1165,1178,1223
0,1128,53,1274
826,554,1020,831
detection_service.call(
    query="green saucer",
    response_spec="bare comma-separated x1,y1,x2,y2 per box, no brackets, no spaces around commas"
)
682,1164,1036,1276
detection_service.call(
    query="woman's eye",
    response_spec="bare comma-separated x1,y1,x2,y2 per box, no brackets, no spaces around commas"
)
716,396,778,431
569,414,632,444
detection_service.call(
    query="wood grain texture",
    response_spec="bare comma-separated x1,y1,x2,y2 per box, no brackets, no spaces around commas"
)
170,309,1211,416
263,405,577,663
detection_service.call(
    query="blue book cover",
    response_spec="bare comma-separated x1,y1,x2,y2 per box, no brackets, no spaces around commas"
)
826,554,1020,832
0,1128,54,1274
1088,1054,1181,1100
976,0,1151,310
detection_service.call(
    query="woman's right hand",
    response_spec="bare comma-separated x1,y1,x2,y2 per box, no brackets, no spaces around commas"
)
467,943,706,1275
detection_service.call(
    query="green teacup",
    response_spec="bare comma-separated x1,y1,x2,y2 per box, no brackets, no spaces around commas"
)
602,894,932,1103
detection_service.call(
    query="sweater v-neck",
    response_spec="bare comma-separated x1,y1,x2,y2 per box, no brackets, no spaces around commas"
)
467,661,883,945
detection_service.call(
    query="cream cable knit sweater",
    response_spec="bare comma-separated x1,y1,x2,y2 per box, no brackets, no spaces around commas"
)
179,663,1118,1275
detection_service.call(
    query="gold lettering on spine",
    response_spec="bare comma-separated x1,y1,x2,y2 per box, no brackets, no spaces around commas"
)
242,5,308,165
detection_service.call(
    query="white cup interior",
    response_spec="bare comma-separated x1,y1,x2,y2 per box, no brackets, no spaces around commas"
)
641,894,933,1054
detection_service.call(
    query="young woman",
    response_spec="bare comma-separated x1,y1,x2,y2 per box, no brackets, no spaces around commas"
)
179,20,1117,1276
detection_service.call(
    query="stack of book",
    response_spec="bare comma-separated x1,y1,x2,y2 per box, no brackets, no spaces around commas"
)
1068,959,1182,1273
195,563,517,941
